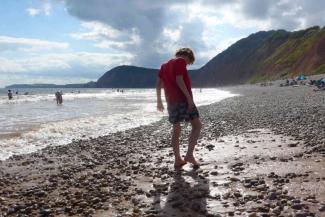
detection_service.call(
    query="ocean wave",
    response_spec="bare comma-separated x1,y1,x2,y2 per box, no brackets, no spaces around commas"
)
0,88,237,160
0,90,157,105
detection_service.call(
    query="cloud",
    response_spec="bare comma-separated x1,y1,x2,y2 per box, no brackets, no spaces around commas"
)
0,51,134,86
26,8,40,16
0,36,69,52
26,2,52,16
70,21,141,50
70,22,120,41
236,0,325,30
0,57,26,73
65,1,209,66
241,0,272,19
60,0,325,69
0,52,133,74
1,74,93,87
63,0,176,67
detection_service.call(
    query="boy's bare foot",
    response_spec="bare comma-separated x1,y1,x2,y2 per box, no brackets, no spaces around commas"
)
184,155,200,169
174,159,187,170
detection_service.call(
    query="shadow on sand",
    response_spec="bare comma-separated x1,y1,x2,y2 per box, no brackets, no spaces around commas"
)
151,169,213,217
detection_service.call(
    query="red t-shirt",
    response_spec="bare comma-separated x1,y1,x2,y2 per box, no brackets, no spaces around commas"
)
158,57,192,103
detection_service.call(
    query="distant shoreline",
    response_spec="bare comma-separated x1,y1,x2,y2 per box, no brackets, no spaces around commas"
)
5,82,97,89
5,72,324,90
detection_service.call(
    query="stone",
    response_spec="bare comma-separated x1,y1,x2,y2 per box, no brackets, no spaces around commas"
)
267,192,277,200
319,204,325,212
210,171,219,176
206,144,215,151
230,177,240,182
294,211,309,217
288,143,298,147
291,203,302,210
248,213,257,217
191,202,201,212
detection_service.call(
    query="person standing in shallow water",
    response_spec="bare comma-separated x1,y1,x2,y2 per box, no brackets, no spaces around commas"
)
156,47,202,170
55,91,63,104
8,90,13,100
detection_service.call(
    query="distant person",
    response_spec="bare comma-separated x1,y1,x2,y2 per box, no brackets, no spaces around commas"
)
55,91,63,104
314,80,325,91
59,91,63,103
156,47,202,170
309,80,315,85
8,90,13,100
290,79,297,86
55,92,60,104
15,90,19,95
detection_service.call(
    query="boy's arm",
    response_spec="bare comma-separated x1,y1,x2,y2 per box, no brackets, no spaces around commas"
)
156,77,164,112
176,75,194,112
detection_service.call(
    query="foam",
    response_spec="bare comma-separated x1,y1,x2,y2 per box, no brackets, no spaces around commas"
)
0,88,237,160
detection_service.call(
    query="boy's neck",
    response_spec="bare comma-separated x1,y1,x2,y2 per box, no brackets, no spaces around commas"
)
175,56,189,64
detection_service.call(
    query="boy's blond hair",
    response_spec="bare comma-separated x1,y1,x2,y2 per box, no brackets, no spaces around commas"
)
175,48,195,64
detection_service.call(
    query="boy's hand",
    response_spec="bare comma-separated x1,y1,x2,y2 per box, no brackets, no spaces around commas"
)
187,98,194,112
157,100,164,112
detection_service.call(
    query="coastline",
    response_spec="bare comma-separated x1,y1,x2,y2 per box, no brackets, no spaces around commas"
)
0,84,324,216
0,88,233,161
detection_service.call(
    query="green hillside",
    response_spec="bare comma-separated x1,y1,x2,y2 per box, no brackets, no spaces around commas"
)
196,26,325,86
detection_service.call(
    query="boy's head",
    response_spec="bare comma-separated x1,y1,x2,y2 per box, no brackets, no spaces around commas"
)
175,47,195,65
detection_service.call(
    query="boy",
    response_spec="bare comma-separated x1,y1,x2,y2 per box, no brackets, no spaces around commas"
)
156,47,202,170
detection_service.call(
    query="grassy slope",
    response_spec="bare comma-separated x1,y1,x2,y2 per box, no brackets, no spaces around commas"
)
249,26,325,83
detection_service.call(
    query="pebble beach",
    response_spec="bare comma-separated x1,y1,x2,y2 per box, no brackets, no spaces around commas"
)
0,83,324,217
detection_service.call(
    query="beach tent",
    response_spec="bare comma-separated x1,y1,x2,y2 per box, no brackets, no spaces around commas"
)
297,74,306,80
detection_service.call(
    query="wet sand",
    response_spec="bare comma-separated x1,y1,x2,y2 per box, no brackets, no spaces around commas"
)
0,84,324,217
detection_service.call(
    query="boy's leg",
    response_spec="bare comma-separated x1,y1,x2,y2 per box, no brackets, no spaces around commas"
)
171,122,185,166
185,117,202,165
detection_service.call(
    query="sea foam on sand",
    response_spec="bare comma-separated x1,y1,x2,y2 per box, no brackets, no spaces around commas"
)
0,88,237,160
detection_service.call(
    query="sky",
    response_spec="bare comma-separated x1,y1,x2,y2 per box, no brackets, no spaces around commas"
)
0,0,325,87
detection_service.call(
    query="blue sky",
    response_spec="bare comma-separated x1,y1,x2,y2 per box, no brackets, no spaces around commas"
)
0,0,324,87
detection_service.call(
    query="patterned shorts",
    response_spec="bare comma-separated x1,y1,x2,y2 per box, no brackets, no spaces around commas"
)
167,102,200,124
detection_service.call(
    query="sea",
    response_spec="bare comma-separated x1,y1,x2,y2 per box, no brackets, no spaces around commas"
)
0,88,237,160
